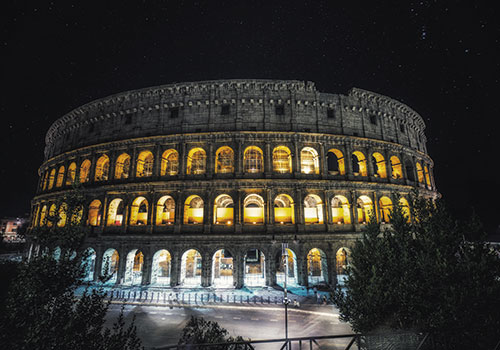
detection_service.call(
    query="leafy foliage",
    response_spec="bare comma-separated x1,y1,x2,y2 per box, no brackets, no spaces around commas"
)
179,316,248,349
333,194,500,349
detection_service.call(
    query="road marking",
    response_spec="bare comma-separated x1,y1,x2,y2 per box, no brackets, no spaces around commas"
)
289,319,296,322
215,316,223,319
233,317,241,320
161,317,165,320
150,312,157,314
270,319,278,322
251,317,259,321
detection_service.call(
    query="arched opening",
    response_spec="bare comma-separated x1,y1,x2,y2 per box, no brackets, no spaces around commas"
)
352,151,367,176
47,204,57,227
274,194,295,224
42,172,49,190
79,159,91,183
212,249,234,287
307,248,328,285
304,194,324,224
151,249,172,285
136,150,154,177
130,197,148,226
66,162,76,185
161,149,179,176
214,194,234,225
56,166,65,187
276,248,298,287
405,161,415,182
57,203,67,227
390,156,403,179
71,206,83,225
53,246,61,261
243,146,264,173
215,146,234,174
82,248,96,282
88,200,102,226
186,148,206,175
336,247,350,285
115,153,131,179
95,155,110,181
331,195,351,224
416,162,424,183
124,249,144,285
107,198,124,226
101,248,119,284
180,249,202,286
39,205,47,226
371,152,387,178
48,169,56,190
244,249,266,286
301,147,319,174
183,195,204,224
272,146,292,173
357,195,373,224
156,196,175,225
399,197,411,222
379,196,393,223
424,165,431,188
243,194,265,224
327,149,345,175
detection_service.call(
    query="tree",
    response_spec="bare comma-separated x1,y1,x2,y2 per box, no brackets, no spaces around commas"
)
179,316,247,349
0,187,143,350
333,194,500,349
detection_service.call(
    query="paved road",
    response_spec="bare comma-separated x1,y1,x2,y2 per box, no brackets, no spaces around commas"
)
106,303,353,350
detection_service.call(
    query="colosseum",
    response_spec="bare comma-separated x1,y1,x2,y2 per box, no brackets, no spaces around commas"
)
30,79,437,289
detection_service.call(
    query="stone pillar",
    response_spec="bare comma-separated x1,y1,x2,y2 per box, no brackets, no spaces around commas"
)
366,147,375,177
153,145,161,177
387,154,394,181
319,143,327,178
266,248,276,286
350,190,359,225
372,191,380,223
142,250,152,285
295,189,305,230
116,246,128,285
175,192,184,232
345,143,354,177
235,141,243,177
201,252,212,287
234,190,242,233
151,194,158,228
170,251,180,287
293,141,301,176
205,192,213,232
130,148,138,179
179,143,187,178
264,142,272,176
108,150,117,180
207,143,215,178
297,253,308,286
89,153,98,183
325,190,332,225
94,246,104,282
234,252,244,289
327,254,338,288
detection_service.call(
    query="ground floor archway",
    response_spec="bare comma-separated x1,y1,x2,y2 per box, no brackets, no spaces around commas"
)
101,248,119,284
212,249,234,287
276,248,298,287
180,249,202,286
307,248,328,285
124,249,144,285
244,249,266,286
151,249,172,286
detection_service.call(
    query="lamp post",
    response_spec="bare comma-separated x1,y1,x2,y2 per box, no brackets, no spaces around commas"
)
282,242,290,350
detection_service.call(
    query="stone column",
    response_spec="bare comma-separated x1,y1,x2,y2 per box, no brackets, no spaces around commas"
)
235,140,243,177
93,246,104,282
293,141,301,176
234,190,242,233
234,252,244,289
141,250,152,285
170,251,180,287
116,246,128,285
266,248,276,286
345,143,354,178
327,254,338,288
350,190,359,225
366,147,375,178
153,145,161,177
130,148,138,179
297,253,308,286
295,189,305,230
325,190,332,225
264,142,272,176
201,252,212,287
319,143,327,178
207,143,215,178
89,153,98,183
204,192,213,232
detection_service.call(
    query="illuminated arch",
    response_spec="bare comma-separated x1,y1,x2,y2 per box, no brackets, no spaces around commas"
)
88,199,102,226
243,194,265,224
70,205,83,225
156,195,175,225
303,194,324,224
379,196,393,223
124,249,144,285
213,194,234,225
151,249,172,285
136,150,154,177
276,248,298,287
47,203,57,227
352,151,367,176
42,171,49,190
390,156,403,179
243,146,264,173
399,197,411,222
336,247,351,276
215,146,234,174
307,248,328,285
357,195,373,224
244,249,266,286
416,162,424,183
115,153,131,179
274,194,295,224
300,147,320,174
180,249,202,286
39,205,48,226
79,159,91,183
82,247,96,282
56,166,65,187
212,249,234,287
57,202,67,227
160,149,179,176
327,149,345,175
372,152,387,178
424,165,431,187
106,198,124,226
101,248,119,284
183,195,204,224
94,154,110,181
331,195,351,224
272,146,292,173
129,196,148,226
186,148,206,175
48,168,56,190
66,162,76,185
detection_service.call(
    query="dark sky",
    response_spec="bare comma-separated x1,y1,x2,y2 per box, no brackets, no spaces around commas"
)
1,1,498,233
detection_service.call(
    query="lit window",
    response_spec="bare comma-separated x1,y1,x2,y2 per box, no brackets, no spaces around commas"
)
331,195,351,224
214,194,234,224
379,196,393,223
357,196,373,224
272,146,292,174
352,151,367,176
48,168,56,190
184,195,204,224
300,147,319,174
390,156,403,179
215,147,234,174
161,150,179,176
115,153,131,179
327,149,345,175
80,159,91,183
243,194,264,224
303,194,323,224
95,155,110,181
156,196,175,225
416,162,424,183
88,200,102,226
187,148,206,175
66,162,76,185
136,151,154,177
243,146,264,173
56,166,65,187
274,194,294,224
107,198,124,226
371,152,387,178
130,197,148,225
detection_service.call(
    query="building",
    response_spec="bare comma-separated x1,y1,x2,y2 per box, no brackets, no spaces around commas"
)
30,79,438,288
1,217,27,243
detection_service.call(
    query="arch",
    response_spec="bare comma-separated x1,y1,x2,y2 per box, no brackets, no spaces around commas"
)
399,197,411,222
151,249,172,285
79,159,91,183
42,171,49,190
95,154,110,181
53,246,61,261
300,147,320,174
276,248,298,287
390,156,403,179
274,194,295,224
336,247,350,285
424,165,431,187
48,168,56,190
82,247,96,282
129,196,148,226
327,149,345,175
156,195,175,225
47,203,57,227
136,150,154,177
183,195,204,224
243,146,264,173
212,249,234,287
272,146,292,174
357,195,374,224
214,194,234,225
106,198,124,226
352,151,367,176
379,196,393,223
307,248,328,285
331,195,351,224
303,194,324,224
66,162,76,185
39,205,48,226
186,148,206,175
371,152,387,178
88,200,102,226
416,162,425,183
101,248,119,284
244,249,266,286
57,203,67,227
56,166,65,187
160,149,179,176
180,249,202,286
215,146,234,174
124,249,144,285
115,153,131,179
70,206,83,225
243,194,265,224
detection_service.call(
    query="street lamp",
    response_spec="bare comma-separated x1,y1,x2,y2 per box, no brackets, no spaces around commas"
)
282,242,290,350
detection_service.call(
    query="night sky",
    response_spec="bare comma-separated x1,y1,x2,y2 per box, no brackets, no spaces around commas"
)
1,1,498,233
